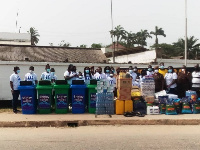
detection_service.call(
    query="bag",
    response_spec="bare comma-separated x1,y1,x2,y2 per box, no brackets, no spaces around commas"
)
181,102,192,114
192,102,200,114
134,99,146,115
166,104,177,115
159,104,166,114
173,99,181,114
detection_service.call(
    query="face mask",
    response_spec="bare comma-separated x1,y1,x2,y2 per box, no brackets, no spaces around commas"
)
148,68,152,72
112,70,115,73
46,69,50,73
106,70,110,73
51,72,55,76
160,66,164,69
154,70,158,73
168,69,172,73
85,70,89,73
30,70,33,74
79,76,83,79
129,70,133,74
17,70,20,74
133,69,137,72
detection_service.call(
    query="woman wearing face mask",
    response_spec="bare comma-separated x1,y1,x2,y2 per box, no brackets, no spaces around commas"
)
94,67,105,80
104,66,111,78
159,62,168,77
146,65,154,76
177,65,191,98
107,71,116,91
133,76,140,88
83,67,92,84
139,69,147,82
153,66,165,93
50,68,57,83
164,66,178,94
191,64,200,97
41,64,52,81
25,66,38,85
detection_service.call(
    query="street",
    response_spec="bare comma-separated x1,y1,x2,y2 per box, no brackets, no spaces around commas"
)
0,125,200,150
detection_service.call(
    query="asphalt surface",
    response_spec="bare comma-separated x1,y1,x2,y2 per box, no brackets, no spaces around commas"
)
0,125,200,150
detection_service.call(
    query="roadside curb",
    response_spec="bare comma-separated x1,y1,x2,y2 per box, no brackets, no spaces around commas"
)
1,119,200,127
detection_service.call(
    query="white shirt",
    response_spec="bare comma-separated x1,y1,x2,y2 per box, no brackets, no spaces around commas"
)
104,73,110,79
130,72,137,85
164,72,177,88
64,71,77,85
83,73,92,85
41,72,51,81
25,72,38,85
52,75,57,80
10,73,21,90
93,72,105,80
133,81,140,88
147,71,154,76
107,76,116,86
192,71,200,87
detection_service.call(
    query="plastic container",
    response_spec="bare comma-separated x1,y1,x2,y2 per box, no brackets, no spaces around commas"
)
71,84,86,114
124,100,133,113
18,85,37,114
115,100,125,115
147,106,153,115
87,84,97,114
36,82,53,114
54,83,70,114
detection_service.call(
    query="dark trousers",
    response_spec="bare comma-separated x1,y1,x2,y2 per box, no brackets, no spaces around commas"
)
12,90,20,111
168,88,177,95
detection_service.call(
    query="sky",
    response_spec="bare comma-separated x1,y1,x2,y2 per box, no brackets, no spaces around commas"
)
0,0,199,48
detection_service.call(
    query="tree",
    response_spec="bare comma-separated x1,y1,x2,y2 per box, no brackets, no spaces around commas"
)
110,25,126,51
28,27,40,45
49,43,54,46
58,40,71,47
121,31,137,48
150,26,166,46
173,36,200,59
79,44,87,48
91,43,103,48
136,30,152,47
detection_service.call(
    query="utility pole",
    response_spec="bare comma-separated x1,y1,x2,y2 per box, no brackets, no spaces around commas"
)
111,0,115,63
185,0,187,66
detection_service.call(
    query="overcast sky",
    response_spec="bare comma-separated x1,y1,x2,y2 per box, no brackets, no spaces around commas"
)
0,0,199,48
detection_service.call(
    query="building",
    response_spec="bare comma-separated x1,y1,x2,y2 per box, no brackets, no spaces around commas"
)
0,32,31,45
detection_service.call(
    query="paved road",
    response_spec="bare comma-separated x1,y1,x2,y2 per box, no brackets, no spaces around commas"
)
0,125,200,150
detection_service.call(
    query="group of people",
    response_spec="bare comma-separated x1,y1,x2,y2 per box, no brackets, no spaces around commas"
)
9,62,200,113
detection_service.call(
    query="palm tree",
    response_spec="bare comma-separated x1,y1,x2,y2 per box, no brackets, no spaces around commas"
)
28,27,40,45
173,36,200,59
121,31,137,48
150,26,166,45
110,25,126,51
136,30,152,47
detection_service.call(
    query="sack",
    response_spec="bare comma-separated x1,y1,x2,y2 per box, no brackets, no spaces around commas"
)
173,99,181,114
134,99,146,115
192,103,200,114
166,104,177,115
181,102,192,114
159,104,166,114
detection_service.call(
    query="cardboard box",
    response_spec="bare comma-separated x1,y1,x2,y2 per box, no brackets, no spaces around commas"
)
117,79,132,89
117,88,131,100
145,96,155,103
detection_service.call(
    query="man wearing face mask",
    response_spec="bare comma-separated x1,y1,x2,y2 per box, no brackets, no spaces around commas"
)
164,66,178,94
128,66,137,85
146,65,154,76
25,66,38,85
104,66,111,78
107,71,116,91
159,62,168,77
153,66,165,92
10,66,21,114
94,67,105,80
177,65,191,98
191,64,200,97
41,64,52,81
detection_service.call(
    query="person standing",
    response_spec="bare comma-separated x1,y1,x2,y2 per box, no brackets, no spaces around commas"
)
191,64,200,97
93,67,105,80
50,68,57,83
164,66,178,94
10,66,21,114
146,65,154,76
153,66,165,93
128,66,137,85
104,66,111,78
64,64,77,85
83,67,92,85
24,66,38,85
177,65,192,98
41,64,51,81
159,62,168,77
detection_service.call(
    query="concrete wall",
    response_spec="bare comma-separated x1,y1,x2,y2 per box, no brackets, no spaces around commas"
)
0,41,31,45
108,50,156,63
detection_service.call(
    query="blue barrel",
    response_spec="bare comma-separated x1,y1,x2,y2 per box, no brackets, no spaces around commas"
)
71,84,87,114
18,85,37,114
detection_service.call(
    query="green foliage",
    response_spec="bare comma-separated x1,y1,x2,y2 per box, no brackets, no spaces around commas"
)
79,44,87,48
58,40,71,47
91,43,103,48
150,26,166,45
28,27,40,46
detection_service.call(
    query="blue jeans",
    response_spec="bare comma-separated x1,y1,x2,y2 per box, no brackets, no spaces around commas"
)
12,90,20,111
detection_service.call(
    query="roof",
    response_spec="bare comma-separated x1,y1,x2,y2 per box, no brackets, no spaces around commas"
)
0,44,108,63
108,43,126,50
0,32,30,42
